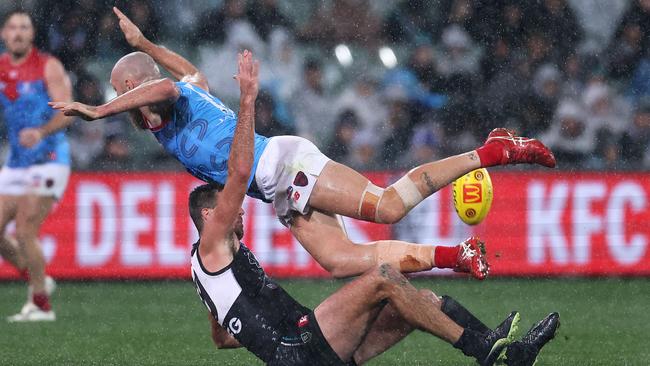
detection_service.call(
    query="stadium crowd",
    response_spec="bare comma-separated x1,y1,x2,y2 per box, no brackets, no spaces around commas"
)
1,0,649,171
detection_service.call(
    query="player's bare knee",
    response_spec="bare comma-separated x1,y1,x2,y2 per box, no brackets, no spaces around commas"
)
376,194,404,224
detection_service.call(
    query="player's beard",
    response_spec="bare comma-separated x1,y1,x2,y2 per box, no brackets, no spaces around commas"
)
234,216,244,240
127,110,148,130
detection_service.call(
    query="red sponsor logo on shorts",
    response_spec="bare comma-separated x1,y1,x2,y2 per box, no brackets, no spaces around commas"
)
293,191,301,202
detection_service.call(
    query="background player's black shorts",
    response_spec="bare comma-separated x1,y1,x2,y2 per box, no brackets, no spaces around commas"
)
267,312,356,366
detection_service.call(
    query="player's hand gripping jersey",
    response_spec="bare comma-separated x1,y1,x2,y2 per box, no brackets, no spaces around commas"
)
152,82,269,198
0,49,69,167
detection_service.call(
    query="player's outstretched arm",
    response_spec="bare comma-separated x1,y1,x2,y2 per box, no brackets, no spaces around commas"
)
49,78,180,121
199,50,259,259
113,7,209,91
19,58,73,148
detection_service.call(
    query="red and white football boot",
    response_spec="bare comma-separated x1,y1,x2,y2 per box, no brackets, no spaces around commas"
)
481,128,556,168
454,237,489,280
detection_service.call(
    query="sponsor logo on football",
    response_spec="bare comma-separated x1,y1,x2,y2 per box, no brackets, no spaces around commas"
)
463,184,482,203
229,317,242,335
465,208,476,218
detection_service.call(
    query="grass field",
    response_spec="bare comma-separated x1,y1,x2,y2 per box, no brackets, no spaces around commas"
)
1,278,649,366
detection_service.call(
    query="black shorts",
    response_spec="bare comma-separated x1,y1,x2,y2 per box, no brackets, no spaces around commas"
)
267,312,356,366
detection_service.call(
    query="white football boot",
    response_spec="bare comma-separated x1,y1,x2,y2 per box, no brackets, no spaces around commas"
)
7,276,57,322
7,302,56,322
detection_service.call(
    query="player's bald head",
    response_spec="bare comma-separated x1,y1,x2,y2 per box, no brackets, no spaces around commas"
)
110,52,161,95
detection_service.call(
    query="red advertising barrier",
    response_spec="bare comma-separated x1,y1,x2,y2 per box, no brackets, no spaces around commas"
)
0,171,648,279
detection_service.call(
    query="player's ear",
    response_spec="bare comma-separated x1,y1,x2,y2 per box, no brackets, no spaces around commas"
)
125,79,135,91
201,207,212,223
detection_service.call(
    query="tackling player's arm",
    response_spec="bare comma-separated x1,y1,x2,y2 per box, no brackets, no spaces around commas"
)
209,314,242,349
113,7,209,92
199,51,259,268
49,78,180,121
19,57,73,148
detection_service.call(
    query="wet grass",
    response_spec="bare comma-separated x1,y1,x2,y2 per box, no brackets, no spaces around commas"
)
1,278,648,365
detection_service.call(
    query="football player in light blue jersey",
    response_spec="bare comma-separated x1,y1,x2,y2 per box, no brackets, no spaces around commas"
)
53,7,556,282
0,10,74,322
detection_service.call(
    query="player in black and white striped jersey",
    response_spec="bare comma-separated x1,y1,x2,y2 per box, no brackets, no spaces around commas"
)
188,50,559,366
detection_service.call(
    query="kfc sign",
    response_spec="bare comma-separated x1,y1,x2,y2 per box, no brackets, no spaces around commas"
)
0,171,648,279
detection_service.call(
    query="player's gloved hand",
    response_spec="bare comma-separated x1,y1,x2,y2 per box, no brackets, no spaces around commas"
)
18,128,44,148
113,7,145,49
234,50,259,102
48,102,100,121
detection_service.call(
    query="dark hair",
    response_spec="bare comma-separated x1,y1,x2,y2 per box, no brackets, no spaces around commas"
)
189,183,223,233
2,9,33,27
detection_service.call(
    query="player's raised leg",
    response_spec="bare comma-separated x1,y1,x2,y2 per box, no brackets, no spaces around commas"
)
309,128,556,224
314,263,510,365
290,209,488,279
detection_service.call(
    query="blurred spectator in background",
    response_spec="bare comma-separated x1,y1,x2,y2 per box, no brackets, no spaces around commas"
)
379,90,415,166
382,0,438,45
582,82,632,136
607,17,644,81
334,76,387,138
91,131,135,171
609,0,650,80
481,37,513,83
324,109,359,164
436,24,480,79
255,91,294,137
348,129,380,171
298,0,381,48
34,1,99,73
261,29,302,103
520,64,563,135
199,21,265,105
290,58,334,146
628,58,650,104
620,99,650,168
193,0,248,45
247,0,294,42
403,121,444,167
541,101,595,166
68,73,105,169
525,0,582,63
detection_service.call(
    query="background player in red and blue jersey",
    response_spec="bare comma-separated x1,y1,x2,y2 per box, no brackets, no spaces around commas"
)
0,10,73,322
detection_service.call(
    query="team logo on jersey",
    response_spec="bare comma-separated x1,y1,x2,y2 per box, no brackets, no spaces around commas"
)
298,315,309,327
228,317,242,335
293,171,308,187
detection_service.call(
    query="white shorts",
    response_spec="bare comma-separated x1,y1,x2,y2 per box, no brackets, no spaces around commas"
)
254,136,330,225
0,163,70,200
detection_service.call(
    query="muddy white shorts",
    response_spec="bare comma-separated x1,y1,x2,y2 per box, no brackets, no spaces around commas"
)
254,136,331,226
0,163,70,200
